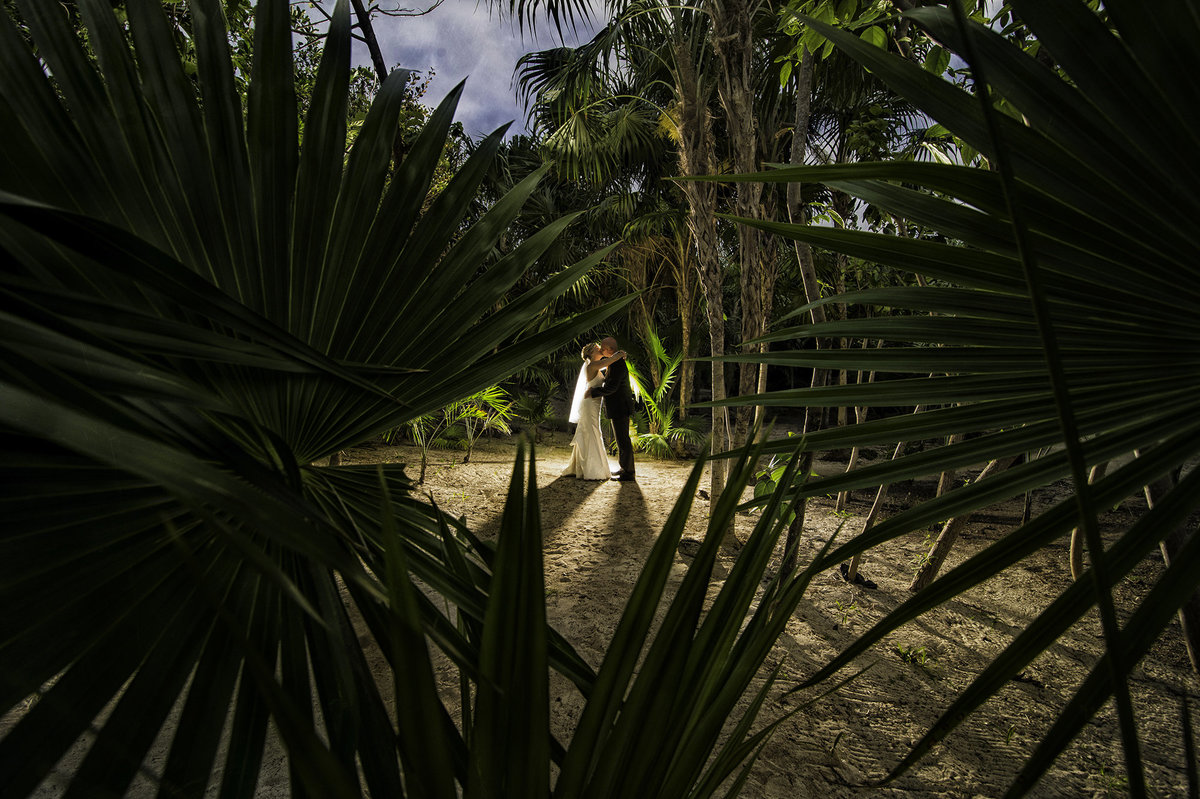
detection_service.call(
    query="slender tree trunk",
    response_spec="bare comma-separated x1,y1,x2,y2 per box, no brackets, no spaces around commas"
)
776,47,823,581
350,0,389,82
786,47,824,329
935,431,968,499
844,404,927,583
1070,461,1108,580
835,340,875,512
754,348,769,431
777,450,814,583
677,240,697,419
674,38,727,504
832,211,851,434
683,302,700,419
834,401,869,513
752,204,780,434
699,251,729,503
711,0,765,450
844,440,903,584
909,456,1017,592
1018,448,1047,525
348,0,406,166
628,249,664,390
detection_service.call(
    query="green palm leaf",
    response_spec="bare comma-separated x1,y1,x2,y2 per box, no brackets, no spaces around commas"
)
0,0,624,794
704,1,1200,794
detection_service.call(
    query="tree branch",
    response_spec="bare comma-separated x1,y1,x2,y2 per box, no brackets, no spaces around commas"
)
375,0,447,18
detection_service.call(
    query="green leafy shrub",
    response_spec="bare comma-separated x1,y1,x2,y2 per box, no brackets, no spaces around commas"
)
628,327,706,458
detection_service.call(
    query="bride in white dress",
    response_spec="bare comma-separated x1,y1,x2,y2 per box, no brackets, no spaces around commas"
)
562,342,626,480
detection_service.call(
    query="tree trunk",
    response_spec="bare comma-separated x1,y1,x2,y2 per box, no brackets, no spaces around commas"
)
785,46,825,330
711,0,765,450
1069,461,1108,580
752,203,780,434
673,37,727,504
777,450,814,584
935,431,968,499
909,456,1017,592
835,341,875,512
350,0,389,82
629,248,665,391
348,0,406,167
833,231,850,435
776,47,823,581
844,405,927,583
677,239,697,419
754,347,770,431
843,440,904,583
777,366,828,582
834,401,868,514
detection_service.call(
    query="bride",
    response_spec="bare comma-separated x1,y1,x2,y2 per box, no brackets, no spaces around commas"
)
562,342,626,480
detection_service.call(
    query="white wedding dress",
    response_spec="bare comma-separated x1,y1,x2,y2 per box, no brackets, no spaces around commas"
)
562,368,612,480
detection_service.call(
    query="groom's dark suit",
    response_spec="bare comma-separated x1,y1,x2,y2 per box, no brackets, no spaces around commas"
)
591,357,635,478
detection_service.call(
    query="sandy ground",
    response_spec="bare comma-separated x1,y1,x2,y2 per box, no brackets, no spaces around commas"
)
9,434,1197,797
346,434,1199,799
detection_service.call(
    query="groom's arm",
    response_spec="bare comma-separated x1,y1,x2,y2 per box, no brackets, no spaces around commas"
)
588,360,626,398
589,381,618,399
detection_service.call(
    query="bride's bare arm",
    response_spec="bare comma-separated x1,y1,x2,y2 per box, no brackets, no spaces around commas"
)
586,350,625,379
597,350,626,368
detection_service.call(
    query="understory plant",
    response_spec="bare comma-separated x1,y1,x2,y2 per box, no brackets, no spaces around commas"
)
628,327,706,458
513,379,559,442
384,409,455,483
386,385,515,481
458,384,515,462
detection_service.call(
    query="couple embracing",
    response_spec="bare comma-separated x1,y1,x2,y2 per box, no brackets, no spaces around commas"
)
563,336,636,482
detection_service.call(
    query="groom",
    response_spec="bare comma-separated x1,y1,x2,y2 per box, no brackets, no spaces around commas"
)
587,336,636,481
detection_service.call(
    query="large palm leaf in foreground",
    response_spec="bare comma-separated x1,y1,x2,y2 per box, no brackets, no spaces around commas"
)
1,273,821,796
399,438,827,799
0,0,633,793
708,0,1200,794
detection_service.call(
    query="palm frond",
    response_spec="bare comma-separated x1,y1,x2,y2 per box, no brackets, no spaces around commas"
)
702,1,1200,793
0,0,625,793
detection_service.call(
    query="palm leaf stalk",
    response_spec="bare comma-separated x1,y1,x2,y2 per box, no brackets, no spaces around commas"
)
0,0,631,793
694,0,1200,794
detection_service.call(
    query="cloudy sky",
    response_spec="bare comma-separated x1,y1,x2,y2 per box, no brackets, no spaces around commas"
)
356,1,601,138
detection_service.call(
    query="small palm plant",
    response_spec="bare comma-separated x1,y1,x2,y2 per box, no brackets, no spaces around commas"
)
513,378,559,442
457,384,515,462
628,327,706,458
384,410,453,483
384,385,514,480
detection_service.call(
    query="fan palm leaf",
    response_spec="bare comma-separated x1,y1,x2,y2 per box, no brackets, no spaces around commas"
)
0,0,627,793
703,0,1200,794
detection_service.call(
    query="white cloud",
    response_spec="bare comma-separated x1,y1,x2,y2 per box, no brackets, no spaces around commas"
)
358,0,599,139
